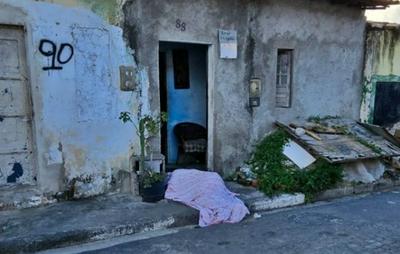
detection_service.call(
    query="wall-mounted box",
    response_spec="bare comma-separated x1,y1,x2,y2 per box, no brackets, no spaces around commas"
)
120,65,136,91
249,97,260,107
249,78,261,107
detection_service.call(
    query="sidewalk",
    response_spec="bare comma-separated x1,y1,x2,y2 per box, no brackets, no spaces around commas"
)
4,179,397,253
0,194,198,254
0,181,306,254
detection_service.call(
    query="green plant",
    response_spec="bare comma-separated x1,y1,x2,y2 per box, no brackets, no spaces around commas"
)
248,130,297,195
248,130,343,201
352,135,383,155
119,111,167,186
141,170,165,188
248,130,290,174
307,115,340,124
331,125,349,134
296,160,343,202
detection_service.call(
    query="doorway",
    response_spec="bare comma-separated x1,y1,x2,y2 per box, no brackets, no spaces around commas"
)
373,82,400,127
0,25,35,186
159,42,208,171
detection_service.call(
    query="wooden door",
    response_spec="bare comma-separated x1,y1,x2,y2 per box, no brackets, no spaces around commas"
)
0,25,35,185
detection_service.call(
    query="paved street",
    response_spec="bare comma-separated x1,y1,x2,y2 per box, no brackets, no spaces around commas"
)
70,190,400,254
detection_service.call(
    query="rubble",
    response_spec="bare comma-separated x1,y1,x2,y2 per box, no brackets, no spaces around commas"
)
276,119,400,163
343,160,386,183
276,118,400,184
233,117,400,201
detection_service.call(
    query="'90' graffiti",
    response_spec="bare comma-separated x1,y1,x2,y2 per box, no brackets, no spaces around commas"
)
39,39,74,71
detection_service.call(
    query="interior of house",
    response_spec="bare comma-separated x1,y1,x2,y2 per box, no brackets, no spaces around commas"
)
159,42,208,171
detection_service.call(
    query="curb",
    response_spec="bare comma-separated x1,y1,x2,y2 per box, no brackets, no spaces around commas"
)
246,193,305,212
315,179,400,201
231,179,400,214
226,182,306,213
2,180,400,253
0,209,198,254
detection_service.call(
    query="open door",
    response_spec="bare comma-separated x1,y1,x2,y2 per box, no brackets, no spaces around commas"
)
159,42,208,171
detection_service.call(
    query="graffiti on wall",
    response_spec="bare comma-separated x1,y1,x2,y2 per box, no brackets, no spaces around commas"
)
6,162,24,183
0,162,24,184
39,39,74,71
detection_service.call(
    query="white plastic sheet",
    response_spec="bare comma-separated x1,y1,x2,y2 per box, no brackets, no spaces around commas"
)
283,140,316,169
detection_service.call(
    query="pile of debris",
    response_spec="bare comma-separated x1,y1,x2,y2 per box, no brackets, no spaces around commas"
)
235,117,400,186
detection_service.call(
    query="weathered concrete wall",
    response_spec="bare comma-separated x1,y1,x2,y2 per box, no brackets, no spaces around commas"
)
0,0,140,200
361,22,400,129
123,0,366,174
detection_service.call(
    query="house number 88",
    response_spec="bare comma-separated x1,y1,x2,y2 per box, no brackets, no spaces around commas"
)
176,19,186,32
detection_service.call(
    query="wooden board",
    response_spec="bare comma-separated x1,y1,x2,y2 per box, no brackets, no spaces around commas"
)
276,121,400,164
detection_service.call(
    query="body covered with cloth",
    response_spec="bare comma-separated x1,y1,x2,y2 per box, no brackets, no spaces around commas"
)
165,169,249,227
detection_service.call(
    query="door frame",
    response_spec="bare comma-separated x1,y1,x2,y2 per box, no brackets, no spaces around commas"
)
158,51,168,163
158,40,215,170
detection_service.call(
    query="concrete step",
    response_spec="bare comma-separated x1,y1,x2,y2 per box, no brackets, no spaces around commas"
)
0,194,198,254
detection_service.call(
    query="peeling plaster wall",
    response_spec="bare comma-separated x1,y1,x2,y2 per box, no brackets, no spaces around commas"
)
123,0,366,175
361,23,400,128
43,0,125,26
0,0,139,199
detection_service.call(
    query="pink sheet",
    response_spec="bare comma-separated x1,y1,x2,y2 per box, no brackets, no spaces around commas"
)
165,169,250,227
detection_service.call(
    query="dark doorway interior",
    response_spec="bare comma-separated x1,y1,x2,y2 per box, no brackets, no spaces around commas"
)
159,42,208,171
373,82,400,127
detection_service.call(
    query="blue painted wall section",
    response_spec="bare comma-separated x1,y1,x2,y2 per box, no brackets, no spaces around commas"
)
160,43,207,163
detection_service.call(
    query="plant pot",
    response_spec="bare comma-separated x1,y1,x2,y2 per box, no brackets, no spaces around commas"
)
140,180,167,203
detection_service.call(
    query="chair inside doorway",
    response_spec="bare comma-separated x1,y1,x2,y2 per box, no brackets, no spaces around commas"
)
173,122,207,167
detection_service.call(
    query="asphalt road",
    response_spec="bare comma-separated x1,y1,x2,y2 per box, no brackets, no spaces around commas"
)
78,190,400,254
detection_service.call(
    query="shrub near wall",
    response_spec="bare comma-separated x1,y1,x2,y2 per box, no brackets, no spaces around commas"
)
248,130,343,201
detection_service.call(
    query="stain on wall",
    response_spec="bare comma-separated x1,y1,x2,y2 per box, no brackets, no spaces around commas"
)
79,0,123,26
38,0,124,26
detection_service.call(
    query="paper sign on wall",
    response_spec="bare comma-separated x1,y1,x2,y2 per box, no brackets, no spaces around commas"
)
219,29,237,59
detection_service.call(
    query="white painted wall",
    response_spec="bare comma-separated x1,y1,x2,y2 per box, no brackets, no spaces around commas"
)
0,0,140,198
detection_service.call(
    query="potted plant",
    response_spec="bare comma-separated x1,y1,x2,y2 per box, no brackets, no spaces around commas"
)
119,111,167,202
